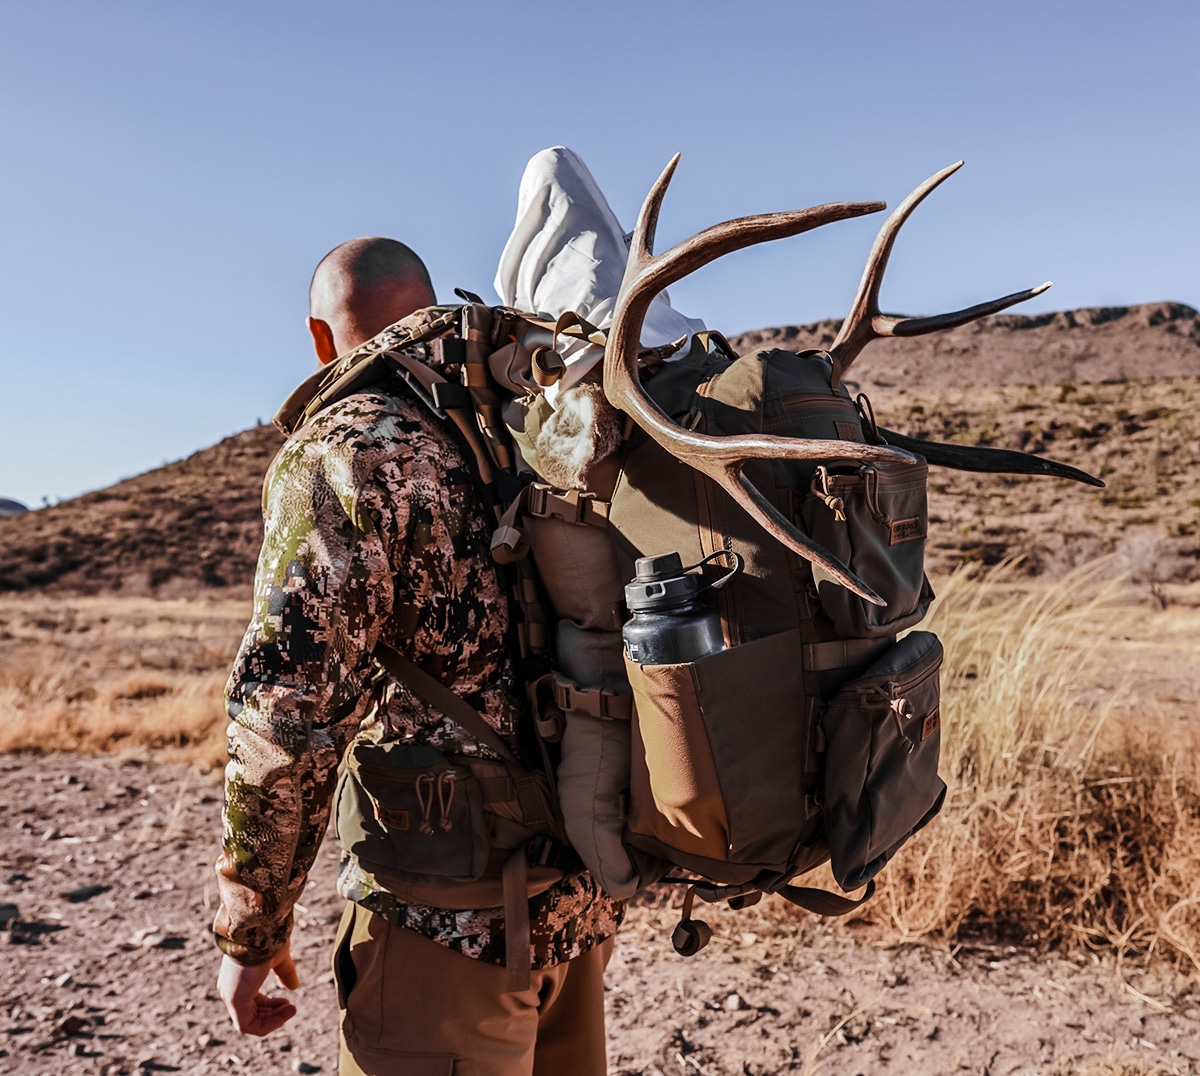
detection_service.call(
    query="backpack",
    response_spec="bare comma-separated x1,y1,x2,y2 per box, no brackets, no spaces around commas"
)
285,161,1103,959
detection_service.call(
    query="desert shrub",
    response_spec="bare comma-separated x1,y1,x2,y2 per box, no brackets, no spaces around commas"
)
849,560,1200,972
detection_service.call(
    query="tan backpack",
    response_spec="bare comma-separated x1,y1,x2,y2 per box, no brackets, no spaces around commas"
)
289,160,1103,957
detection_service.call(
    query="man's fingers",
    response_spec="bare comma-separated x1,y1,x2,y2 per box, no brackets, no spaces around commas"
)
273,952,300,991
231,994,297,1037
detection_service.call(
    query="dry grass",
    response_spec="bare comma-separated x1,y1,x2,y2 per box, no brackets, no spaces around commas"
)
845,559,1200,972
0,594,239,766
4,565,1200,973
0,666,228,765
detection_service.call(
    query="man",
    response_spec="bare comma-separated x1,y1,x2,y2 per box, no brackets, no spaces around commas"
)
213,236,621,1075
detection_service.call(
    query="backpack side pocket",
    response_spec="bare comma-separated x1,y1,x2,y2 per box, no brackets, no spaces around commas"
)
335,740,490,886
822,630,946,891
802,458,932,637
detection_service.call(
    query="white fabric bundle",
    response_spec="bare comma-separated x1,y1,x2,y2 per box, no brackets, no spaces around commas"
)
494,146,706,403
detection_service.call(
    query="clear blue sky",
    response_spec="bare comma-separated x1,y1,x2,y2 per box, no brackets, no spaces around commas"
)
1,0,1196,508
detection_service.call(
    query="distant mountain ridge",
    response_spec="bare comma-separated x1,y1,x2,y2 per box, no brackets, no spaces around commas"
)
1,301,1196,596
729,301,1199,394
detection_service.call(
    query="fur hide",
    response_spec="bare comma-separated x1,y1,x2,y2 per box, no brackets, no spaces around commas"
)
535,382,624,491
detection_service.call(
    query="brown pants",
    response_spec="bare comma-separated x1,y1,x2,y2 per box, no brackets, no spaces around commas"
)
333,902,613,1076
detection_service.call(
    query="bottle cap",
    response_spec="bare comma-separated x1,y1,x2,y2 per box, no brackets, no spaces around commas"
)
625,552,704,612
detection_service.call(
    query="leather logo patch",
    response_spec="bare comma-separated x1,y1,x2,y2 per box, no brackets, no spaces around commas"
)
921,708,941,741
890,517,925,545
834,421,865,443
374,806,410,830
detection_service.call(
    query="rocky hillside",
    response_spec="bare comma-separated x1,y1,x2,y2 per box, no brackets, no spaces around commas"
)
0,424,284,595
729,301,1200,394
1,301,1197,596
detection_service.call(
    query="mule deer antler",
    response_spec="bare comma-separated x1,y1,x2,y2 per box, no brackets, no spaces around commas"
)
828,161,1051,389
605,155,922,606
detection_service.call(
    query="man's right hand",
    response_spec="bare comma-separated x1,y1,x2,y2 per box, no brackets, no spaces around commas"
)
217,942,300,1036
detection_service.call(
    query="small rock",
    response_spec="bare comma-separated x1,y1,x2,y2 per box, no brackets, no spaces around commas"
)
63,884,110,903
42,826,62,841
5,872,30,884
131,927,166,949
292,1061,321,1074
55,1013,89,1035
723,992,745,1011
197,1032,220,1048
0,903,18,929
739,932,758,947
54,972,74,988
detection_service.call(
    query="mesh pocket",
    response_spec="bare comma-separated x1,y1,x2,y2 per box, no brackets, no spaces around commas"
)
801,458,932,637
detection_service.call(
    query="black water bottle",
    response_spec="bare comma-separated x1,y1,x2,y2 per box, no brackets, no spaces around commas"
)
622,551,743,665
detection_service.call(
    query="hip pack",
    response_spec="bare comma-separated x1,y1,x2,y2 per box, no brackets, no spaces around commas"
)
287,160,1103,958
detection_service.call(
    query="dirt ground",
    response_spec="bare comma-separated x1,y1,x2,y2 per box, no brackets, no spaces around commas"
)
3,753,1200,1076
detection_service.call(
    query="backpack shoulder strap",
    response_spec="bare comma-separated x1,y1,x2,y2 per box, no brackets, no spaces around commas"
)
372,641,522,768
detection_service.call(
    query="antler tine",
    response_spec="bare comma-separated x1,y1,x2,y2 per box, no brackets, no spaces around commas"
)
606,155,915,605
624,152,680,266
828,162,1051,388
891,281,1053,337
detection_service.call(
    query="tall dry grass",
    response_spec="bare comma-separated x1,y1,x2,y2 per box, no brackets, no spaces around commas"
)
0,662,229,766
854,559,1200,971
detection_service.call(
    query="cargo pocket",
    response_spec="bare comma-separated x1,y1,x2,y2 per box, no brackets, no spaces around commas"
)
332,903,357,1012
335,740,489,886
623,630,814,878
802,458,933,637
821,630,946,891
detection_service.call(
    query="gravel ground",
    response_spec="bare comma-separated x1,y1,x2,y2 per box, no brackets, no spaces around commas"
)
4,754,1200,1076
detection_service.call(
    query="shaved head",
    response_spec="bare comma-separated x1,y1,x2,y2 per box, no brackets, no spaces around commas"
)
308,237,436,360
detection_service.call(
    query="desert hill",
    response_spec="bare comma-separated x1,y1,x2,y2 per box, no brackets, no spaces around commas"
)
1,301,1198,596
0,423,285,596
728,300,1200,394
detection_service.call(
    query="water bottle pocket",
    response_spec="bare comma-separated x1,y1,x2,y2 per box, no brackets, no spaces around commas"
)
623,629,815,877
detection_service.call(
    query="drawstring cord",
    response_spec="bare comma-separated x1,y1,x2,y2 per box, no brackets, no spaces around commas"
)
437,772,456,831
416,773,436,835
810,466,846,522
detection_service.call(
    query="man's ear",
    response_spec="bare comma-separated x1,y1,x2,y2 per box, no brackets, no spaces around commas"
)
307,316,339,366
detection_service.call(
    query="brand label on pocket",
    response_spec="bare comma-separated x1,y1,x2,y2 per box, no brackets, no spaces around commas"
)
890,517,926,544
834,421,865,442
374,806,410,830
921,707,941,741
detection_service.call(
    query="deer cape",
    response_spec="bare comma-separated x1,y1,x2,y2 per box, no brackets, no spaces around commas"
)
494,146,705,403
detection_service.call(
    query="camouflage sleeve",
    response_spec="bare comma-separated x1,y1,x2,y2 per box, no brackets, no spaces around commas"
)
213,415,402,965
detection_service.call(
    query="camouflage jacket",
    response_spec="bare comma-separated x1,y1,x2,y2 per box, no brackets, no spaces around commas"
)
214,310,622,967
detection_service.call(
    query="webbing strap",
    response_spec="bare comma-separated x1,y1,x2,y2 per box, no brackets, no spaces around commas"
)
476,776,516,803
525,485,610,528
502,848,531,993
776,879,876,916
552,675,633,721
372,643,521,768
803,638,894,673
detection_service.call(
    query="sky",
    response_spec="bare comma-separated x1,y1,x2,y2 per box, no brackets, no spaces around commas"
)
1,0,1196,508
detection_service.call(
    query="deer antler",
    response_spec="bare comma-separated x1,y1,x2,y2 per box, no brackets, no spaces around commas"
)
605,155,922,606
828,161,1051,389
